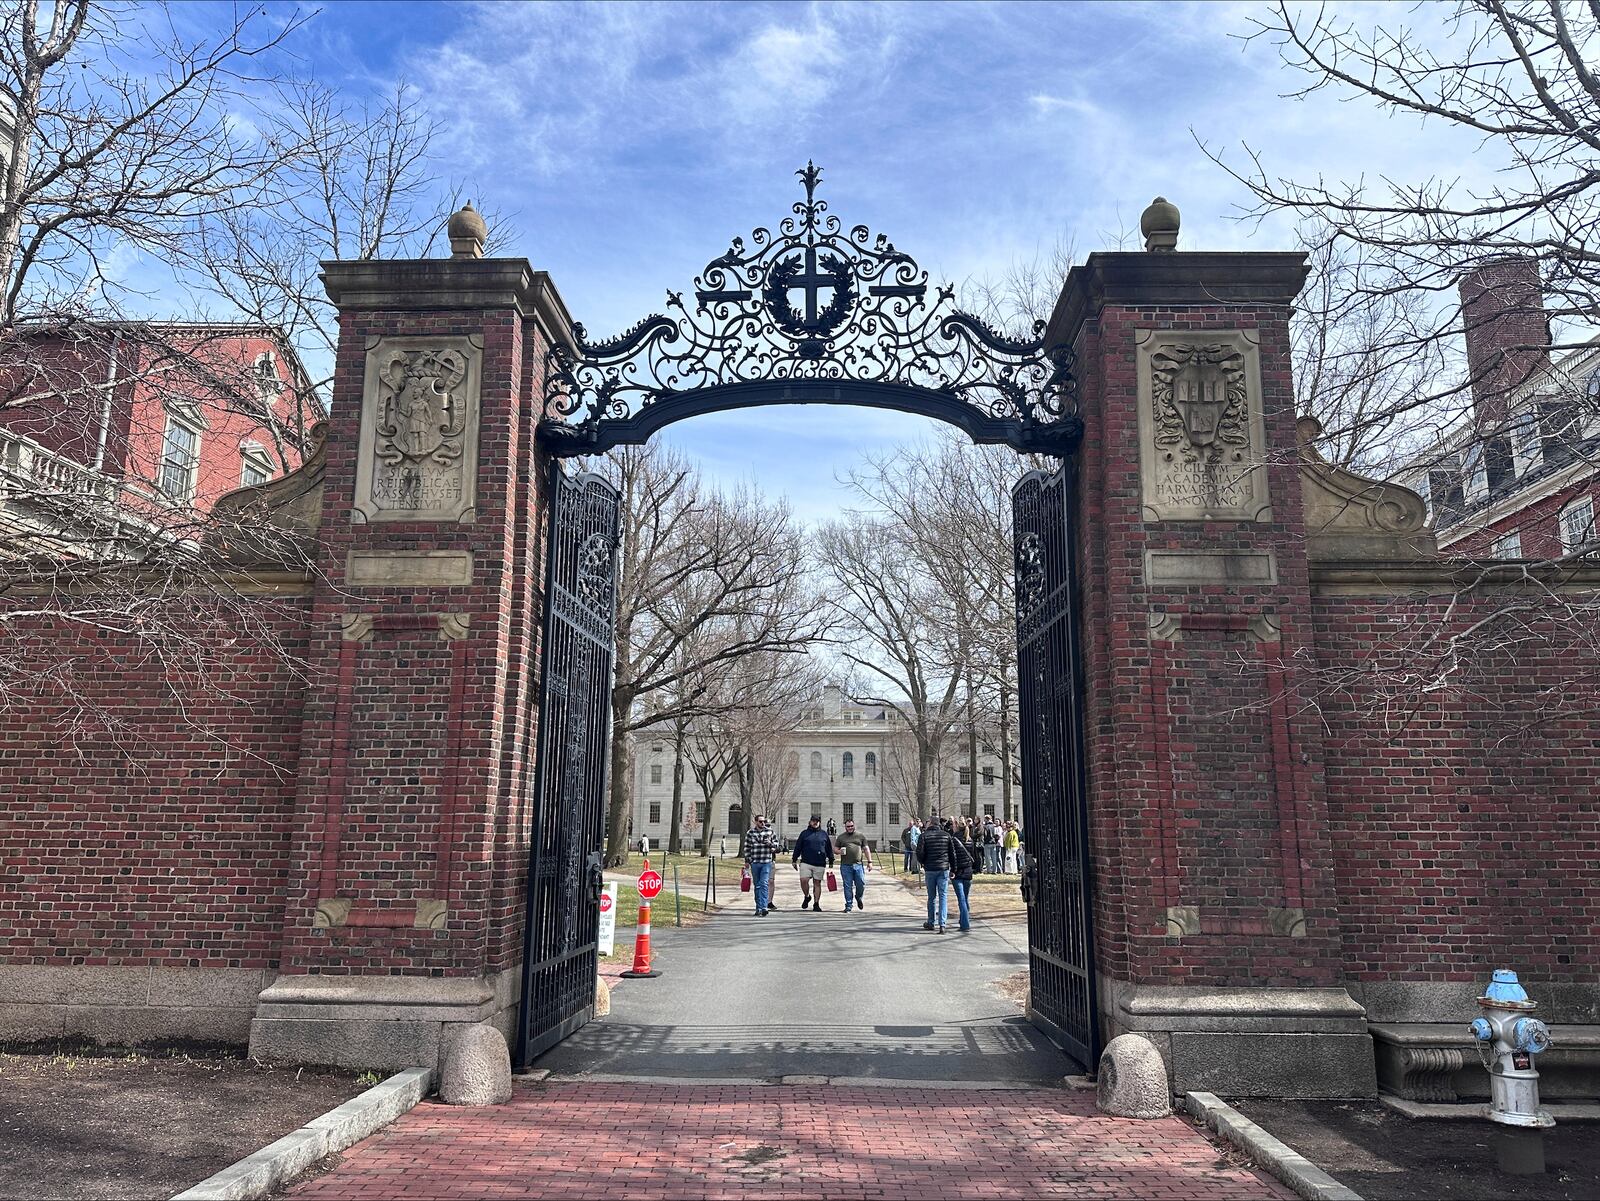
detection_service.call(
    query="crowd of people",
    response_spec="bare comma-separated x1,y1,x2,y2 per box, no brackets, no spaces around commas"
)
738,811,1023,934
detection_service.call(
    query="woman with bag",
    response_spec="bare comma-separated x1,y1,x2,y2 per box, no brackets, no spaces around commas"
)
948,820,975,933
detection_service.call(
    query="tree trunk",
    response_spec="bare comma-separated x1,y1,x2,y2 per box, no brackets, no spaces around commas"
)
915,742,933,818
602,694,632,868
667,721,686,855
999,674,1015,823
965,677,979,818
697,778,716,856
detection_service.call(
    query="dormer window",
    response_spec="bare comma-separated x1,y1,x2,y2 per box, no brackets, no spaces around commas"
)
239,440,273,488
1462,443,1489,504
254,352,282,401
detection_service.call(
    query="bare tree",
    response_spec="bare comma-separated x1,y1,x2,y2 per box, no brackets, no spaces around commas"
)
816,514,962,817
599,443,823,867
1215,1,1600,439
1205,0,1600,741
188,79,459,394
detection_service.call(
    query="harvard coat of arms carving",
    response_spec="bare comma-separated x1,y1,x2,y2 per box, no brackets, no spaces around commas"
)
1136,329,1271,523
353,336,483,524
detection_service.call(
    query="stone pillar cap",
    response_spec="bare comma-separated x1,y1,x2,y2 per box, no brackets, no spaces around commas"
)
448,202,487,259
1141,197,1180,252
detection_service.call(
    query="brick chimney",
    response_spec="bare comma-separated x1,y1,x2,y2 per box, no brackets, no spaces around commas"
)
1458,257,1551,427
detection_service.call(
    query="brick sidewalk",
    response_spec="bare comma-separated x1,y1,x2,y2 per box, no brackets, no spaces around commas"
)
286,1082,1293,1200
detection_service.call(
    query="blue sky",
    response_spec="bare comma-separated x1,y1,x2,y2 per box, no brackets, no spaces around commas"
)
255,0,1492,519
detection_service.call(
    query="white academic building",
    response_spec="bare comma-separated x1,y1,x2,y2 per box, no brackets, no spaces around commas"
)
630,685,1020,851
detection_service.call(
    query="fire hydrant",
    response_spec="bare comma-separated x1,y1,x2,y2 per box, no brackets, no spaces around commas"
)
1469,969,1554,1129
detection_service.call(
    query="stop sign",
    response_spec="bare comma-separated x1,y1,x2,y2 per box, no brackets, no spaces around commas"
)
598,891,614,914
637,869,664,900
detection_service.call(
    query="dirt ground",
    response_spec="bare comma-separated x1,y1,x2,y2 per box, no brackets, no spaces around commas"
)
1234,1099,1600,1201
0,1049,362,1201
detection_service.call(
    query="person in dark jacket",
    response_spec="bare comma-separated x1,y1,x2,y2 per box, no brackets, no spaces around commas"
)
914,816,953,932
948,821,975,932
792,814,835,912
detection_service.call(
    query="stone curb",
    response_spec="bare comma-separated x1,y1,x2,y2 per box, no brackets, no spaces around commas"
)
1185,1091,1363,1201
170,1066,432,1201
541,1072,1044,1090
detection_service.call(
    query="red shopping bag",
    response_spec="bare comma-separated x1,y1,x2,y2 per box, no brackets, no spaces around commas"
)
740,867,752,893
825,870,838,892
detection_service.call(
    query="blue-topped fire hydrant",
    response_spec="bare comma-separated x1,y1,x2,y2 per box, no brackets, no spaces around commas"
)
1469,969,1554,1130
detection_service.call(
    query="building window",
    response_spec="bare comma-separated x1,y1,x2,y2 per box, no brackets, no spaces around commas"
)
159,418,201,503
958,766,971,787
648,802,661,824
864,751,877,777
811,804,823,820
1559,495,1597,553
241,458,269,488
841,752,853,778
983,803,996,817
865,802,877,825
650,742,663,752
1511,413,1543,476
788,802,800,824
695,802,706,824
889,803,900,825
810,751,824,779
650,764,662,785
1462,443,1489,504
728,805,742,831
1493,529,1522,559
785,751,799,778
982,765,995,786
254,352,281,400
843,803,854,822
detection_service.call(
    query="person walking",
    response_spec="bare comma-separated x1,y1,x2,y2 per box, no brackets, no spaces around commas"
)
1003,821,1021,874
834,819,873,912
901,821,919,874
915,816,954,933
792,814,835,912
741,813,780,916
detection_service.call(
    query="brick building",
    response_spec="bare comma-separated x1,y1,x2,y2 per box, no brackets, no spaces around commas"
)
0,323,320,553
631,684,1020,851
1397,258,1600,560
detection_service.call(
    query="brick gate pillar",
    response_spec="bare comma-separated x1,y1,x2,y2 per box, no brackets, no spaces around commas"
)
1054,208,1376,1096
248,210,573,1071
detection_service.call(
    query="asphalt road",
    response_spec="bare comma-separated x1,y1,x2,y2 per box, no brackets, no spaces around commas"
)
536,869,1075,1085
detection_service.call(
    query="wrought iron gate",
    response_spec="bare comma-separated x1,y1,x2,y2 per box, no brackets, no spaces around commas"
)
515,463,621,1068
1013,460,1099,1068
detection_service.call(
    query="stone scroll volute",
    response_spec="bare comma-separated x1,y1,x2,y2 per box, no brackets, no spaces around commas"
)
1136,329,1271,523
352,336,484,523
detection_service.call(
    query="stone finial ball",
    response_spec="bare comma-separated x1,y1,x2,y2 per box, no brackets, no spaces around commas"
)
1140,197,1180,252
448,202,487,243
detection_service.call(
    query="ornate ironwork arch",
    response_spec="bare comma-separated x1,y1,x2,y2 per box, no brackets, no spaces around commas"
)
539,163,1080,456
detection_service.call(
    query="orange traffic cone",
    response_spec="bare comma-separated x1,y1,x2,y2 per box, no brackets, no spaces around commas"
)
621,858,662,979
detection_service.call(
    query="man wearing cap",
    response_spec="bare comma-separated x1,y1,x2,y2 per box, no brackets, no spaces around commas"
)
834,819,873,912
741,813,781,917
791,814,835,912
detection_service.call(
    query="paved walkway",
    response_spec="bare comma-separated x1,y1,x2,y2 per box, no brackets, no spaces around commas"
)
285,873,1291,1199
561,867,1054,1083
287,1082,1291,1200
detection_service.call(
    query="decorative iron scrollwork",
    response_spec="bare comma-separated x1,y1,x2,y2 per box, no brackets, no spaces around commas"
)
540,163,1080,455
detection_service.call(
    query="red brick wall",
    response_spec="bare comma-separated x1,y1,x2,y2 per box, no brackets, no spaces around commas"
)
276,297,545,982
0,597,311,968
1073,284,1348,990
1312,590,1600,981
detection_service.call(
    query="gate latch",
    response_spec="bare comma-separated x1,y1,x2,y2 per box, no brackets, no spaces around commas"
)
586,852,604,905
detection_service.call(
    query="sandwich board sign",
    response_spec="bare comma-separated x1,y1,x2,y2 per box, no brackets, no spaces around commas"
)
597,882,618,956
